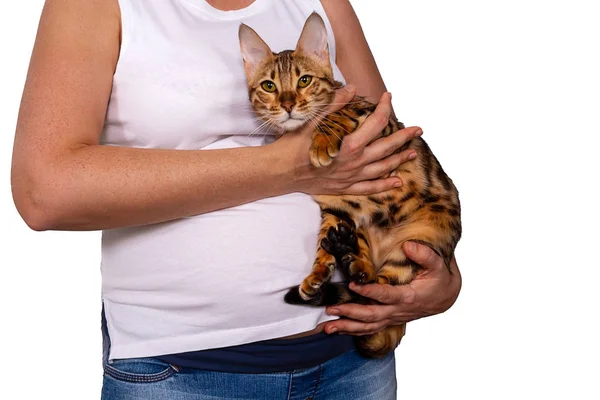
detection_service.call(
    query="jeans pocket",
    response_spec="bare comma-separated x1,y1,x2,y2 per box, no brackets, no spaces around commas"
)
104,357,180,384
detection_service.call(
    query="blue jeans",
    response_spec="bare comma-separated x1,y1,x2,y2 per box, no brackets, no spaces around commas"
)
101,305,396,399
101,349,397,399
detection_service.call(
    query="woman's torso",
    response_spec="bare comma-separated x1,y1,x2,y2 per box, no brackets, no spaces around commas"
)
100,0,346,360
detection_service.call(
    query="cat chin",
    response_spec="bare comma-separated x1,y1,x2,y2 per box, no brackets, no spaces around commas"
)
280,119,307,132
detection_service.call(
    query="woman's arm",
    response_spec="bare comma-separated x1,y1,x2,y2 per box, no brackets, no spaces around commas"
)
321,0,387,102
11,0,293,231
11,0,415,232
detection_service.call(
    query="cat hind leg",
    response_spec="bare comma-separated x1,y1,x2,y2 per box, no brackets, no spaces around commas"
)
284,282,356,306
319,221,376,285
284,214,355,305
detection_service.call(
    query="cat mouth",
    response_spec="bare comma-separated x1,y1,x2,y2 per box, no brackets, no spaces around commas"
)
278,113,307,131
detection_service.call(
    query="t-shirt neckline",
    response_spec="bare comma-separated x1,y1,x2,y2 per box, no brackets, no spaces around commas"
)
180,0,274,20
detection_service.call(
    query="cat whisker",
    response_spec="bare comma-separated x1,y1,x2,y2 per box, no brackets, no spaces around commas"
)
318,101,365,107
247,118,274,138
320,124,343,144
305,109,329,124
250,116,270,123
307,107,353,138
321,117,352,137
305,111,343,143
306,111,346,140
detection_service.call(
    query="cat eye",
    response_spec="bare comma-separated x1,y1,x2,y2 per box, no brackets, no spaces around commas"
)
298,75,313,88
261,81,277,92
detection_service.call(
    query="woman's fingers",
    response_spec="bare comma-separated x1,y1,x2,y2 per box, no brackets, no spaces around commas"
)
327,303,395,323
351,282,417,306
358,149,417,181
339,92,392,156
362,126,423,165
325,317,390,336
336,126,422,194
343,177,402,195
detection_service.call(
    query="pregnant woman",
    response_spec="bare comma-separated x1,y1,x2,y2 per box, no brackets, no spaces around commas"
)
11,1,462,399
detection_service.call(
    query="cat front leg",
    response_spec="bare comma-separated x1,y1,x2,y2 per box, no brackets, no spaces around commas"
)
309,118,348,167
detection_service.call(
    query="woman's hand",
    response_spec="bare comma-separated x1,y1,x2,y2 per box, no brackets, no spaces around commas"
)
323,242,462,335
274,86,423,196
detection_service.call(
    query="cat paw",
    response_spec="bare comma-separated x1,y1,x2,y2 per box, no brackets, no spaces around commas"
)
320,222,358,259
309,135,341,167
342,254,377,285
284,285,323,306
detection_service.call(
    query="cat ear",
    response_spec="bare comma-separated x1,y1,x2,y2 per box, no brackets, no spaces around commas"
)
296,12,330,64
239,24,273,78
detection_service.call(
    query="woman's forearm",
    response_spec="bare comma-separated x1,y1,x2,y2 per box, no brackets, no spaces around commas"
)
11,0,411,232
12,143,291,231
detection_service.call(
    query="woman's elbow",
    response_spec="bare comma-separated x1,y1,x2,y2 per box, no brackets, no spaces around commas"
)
11,171,60,232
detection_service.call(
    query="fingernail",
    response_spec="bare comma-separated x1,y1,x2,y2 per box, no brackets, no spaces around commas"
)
350,282,362,292
408,152,417,160
328,308,340,315
393,180,403,188
415,129,423,136
405,241,416,253
328,327,338,334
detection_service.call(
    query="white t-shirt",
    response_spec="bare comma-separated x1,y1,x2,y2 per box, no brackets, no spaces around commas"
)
100,0,346,360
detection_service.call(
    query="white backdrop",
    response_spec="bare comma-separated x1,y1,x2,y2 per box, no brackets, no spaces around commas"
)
1,1,599,399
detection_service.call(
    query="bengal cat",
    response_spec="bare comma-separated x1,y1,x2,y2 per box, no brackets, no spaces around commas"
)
239,13,461,358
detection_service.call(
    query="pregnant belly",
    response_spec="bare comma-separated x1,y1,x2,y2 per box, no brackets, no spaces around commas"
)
101,193,322,305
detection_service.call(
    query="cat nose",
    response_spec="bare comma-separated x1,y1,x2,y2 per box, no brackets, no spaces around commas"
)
281,101,295,113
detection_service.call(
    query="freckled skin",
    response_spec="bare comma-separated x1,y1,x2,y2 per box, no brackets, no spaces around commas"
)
241,14,461,358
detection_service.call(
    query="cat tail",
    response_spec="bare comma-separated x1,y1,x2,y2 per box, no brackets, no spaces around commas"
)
284,283,357,306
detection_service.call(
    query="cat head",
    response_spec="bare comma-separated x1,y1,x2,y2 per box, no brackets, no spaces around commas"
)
239,12,336,132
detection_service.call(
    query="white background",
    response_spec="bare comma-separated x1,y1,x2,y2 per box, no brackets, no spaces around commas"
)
1,1,599,399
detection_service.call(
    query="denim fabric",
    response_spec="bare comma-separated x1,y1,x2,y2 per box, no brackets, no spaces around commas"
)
101,307,397,399
101,350,397,400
